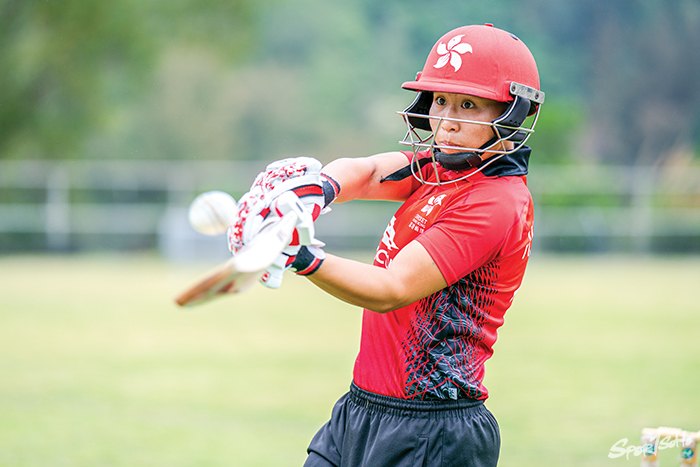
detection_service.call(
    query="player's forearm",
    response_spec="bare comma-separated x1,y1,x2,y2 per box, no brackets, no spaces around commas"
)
321,157,379,202
321,153,415,202
305,242,447,313
306,254,412,313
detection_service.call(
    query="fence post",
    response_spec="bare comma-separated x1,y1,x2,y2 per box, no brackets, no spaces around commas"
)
45,166,70,251
630,166,654,254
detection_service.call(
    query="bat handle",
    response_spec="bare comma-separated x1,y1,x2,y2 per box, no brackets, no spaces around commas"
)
270,191,315,245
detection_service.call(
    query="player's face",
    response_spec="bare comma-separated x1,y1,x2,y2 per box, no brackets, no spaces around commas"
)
428,92,509,157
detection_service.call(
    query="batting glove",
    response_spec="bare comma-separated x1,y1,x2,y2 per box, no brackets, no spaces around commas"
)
226,187,267,255
250,157,340,220
227,189,323,289
262,245,326,288
227,157,339,288
258,191,324,288
289,246,326,275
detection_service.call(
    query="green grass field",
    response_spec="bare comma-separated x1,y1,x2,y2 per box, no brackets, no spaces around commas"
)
0,253,698,466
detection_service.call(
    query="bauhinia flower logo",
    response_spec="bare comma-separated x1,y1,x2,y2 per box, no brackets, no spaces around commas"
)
433,35,473,72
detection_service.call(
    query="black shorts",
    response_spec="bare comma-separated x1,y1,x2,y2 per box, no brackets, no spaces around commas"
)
304,382,500,467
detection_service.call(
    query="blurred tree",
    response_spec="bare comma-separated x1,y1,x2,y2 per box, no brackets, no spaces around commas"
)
237,0,554,162
0,0,260,160
539,0,700,165
6,0,696,166
527,99,586,165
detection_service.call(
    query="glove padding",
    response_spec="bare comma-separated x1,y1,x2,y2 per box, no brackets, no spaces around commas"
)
227,190,323,289
252,157,327,220
256,191,322,288
227,188,267,255
229,156,334,253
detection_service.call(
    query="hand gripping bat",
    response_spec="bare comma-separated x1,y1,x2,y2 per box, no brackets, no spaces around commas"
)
174,190,317,307
174,210,298,307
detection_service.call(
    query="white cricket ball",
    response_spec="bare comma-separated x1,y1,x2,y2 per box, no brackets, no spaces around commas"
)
188,190,238,236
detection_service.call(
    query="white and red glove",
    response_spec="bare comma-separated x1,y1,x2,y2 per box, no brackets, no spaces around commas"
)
226,187,266,255
257,191,322,288
226,157,339,288
252,157,323,218
288,245,326,275
227,190,323,288
227,156,329,255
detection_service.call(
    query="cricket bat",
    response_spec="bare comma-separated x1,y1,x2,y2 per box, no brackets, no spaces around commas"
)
175,211,298,307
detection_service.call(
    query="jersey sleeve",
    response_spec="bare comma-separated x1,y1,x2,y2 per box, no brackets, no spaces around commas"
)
416,178,531,285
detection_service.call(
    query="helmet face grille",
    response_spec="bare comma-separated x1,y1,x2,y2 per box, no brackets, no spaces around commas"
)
398,95,539,155
396,93,542,186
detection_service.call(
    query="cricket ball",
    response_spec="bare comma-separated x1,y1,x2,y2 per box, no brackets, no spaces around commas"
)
187,190,238,236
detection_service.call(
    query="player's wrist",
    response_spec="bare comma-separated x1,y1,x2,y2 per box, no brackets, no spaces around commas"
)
290,246,326,276
321,174,341,208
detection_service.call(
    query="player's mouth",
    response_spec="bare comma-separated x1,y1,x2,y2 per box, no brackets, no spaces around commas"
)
434,140,466,153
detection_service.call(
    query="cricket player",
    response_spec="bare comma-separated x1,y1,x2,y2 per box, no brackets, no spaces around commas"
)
230,23,543,467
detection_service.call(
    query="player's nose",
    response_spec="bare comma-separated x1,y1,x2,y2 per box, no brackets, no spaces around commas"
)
434,114,459,133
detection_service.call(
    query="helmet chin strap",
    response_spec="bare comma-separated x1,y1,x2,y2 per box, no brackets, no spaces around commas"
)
380,137,498,183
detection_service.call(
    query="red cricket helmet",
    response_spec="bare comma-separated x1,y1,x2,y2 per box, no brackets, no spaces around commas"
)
402,24,542,107
390,24,545,185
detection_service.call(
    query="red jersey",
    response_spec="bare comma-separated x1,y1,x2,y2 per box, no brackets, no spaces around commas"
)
352,148,534,401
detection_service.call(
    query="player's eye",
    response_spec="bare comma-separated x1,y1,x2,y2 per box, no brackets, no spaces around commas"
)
435,96,447,106
461,100,475,110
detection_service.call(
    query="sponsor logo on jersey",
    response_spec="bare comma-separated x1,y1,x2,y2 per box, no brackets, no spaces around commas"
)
375,216,398,268
380,216,398,251
407,195,446,234
420,195,446,216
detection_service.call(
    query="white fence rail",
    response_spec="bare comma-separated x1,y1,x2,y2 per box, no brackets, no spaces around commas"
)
527,165,700,252
1,160,699,258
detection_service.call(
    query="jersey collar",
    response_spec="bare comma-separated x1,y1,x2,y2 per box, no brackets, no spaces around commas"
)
480,146,530,178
